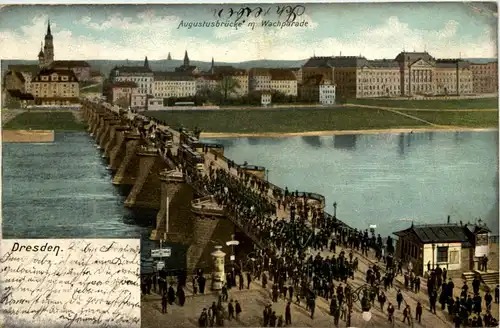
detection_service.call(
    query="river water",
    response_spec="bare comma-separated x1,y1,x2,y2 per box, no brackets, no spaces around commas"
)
2,131,498,271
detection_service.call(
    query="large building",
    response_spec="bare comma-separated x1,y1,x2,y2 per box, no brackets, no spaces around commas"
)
106,81,138,107
153,71,196,99
208,61,249,98
299,74,336,105
470,61,498,94
30,68,80,105
301,51,475,99
109,57,154,108
2,20,92,106
249,68,298,96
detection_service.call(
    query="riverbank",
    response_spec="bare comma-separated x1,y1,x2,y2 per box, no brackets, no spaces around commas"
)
2,129,55,143
2,111,87,131
145,106,498,134
201,126,499,138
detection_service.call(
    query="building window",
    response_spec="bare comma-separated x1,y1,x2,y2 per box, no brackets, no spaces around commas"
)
449,250,459,264
437,246,449,263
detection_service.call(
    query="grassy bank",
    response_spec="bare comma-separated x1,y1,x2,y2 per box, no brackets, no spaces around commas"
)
347,97,498,109
402,110,499,127
3,111,87,131
144,107,429,133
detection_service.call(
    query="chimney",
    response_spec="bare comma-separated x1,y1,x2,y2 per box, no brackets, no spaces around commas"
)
447,215,451,224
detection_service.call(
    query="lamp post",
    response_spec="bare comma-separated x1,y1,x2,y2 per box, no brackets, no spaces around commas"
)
345,282,380,328
432,243,436,270
333,202,337,217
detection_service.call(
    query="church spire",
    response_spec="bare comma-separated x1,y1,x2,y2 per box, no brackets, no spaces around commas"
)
167,52,172,60
47,19,52,36
144,56,149,69
183,50,190,67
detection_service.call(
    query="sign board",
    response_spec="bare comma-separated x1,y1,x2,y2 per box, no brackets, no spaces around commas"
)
226,240,240,246
151,248,172,258
157,261,165,270
230,255,235,261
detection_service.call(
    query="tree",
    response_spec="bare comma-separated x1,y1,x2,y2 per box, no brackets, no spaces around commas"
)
216,76,240,103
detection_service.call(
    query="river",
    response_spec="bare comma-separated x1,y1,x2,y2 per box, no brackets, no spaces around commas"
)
2,131,498,272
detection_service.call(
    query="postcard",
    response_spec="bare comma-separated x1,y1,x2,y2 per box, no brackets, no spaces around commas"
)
0,2,498,328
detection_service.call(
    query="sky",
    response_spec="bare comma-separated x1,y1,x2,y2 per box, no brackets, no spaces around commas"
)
0,2,497,62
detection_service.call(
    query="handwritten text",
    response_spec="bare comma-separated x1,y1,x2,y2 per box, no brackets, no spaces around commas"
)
0,239,141,328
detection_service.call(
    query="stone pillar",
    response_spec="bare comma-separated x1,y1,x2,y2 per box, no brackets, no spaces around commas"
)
150,169,187,242
100,119,120,153
91,112,103,138
125,146,168,209
112,132,142,186
105,125,129,161
109,126,130,171
211,246,226,291
186,199,234,273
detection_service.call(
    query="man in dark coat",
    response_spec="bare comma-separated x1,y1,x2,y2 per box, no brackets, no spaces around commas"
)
285,301,292,325
416,302,422,323
228,300,235,320
161,292,168,313
199,275,206,294
235,300,242,318
168,285,175,305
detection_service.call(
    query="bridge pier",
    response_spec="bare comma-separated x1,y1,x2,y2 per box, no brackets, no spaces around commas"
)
91,112,102,137
112,132,142,186
100,119,120,155
96,115,115,147
186,198,238,272
124,146,168,209
150,170,193,244
109,127,130,171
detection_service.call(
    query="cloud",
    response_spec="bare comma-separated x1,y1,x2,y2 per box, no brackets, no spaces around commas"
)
0,12,496,63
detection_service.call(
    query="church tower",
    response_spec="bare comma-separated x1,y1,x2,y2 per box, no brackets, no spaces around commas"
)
167,52,172,60
38,42,45,68
183,50,190,67
144,56,149,69
210,57,215,74
43,20,54,66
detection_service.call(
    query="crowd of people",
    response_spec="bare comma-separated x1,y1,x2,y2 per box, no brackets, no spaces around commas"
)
125,115,499,327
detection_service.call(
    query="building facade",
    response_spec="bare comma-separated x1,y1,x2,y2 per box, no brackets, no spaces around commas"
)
394,221,491,276
249,68,298,96
31,69,80,105
51,61,91,81
319,83,336,105
153,72,197,99
302,52,474,99
106,81,138,107
470,62,498,94
109,57,154,99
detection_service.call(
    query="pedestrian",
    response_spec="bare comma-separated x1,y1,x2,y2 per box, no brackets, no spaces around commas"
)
495,285,499,303
277,315,284,327
247,272,252,289
403,304,411,325
387,302,395,322
235,300,242,318
416,301,422,323
378,291,386,312
228,300,235,320
222,283,228,302
396,289,404,310
161,292,167,314
199,308,208,327
285,301,292,325
485,291,493,311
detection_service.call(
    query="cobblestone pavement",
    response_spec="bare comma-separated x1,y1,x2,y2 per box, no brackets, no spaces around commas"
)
142,243,499,328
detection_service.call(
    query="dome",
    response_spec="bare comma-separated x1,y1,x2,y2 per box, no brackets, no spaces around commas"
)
38,49,44,57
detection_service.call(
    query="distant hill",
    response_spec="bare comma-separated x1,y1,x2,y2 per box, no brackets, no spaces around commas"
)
1,57,495,77
1,58,308,77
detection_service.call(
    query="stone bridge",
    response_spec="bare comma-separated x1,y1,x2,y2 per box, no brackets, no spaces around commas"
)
81,98,334,272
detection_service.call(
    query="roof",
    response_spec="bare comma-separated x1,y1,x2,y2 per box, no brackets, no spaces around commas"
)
395,51,435,63
249,67,271,76
5,70,26,83
303,74,326,85
7,64,40,75
269,69,297,81
303,56,334,68
111,66,153,75
394,223,470,244
154,71,196,81
367,59,400,68
51,60,91,68
211,66,247,75
465,223,491,234
7,90,34,100
33,68,79,82
435,59,471,69
109,81,137,88
90,71,103,77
